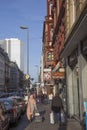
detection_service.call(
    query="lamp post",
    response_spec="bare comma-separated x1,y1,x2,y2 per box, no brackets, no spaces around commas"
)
35,65,39,95
20,26,29,75
35,65,39,83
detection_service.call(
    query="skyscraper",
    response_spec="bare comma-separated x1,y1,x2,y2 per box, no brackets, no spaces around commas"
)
0,38,24,72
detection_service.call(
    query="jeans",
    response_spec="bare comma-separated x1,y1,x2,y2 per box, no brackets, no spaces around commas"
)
54,112,61,123
49,99,52,106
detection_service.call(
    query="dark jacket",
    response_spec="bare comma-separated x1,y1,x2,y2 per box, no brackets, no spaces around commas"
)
51,95,63,113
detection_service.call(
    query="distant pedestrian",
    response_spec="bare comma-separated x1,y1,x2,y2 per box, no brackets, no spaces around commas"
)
51,92,63,126
26,93,38,122
0,106,5,121
48,92,53,106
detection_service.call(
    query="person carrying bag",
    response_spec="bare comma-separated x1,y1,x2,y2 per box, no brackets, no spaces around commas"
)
51,92,63,126
60,109,66,125
50,111,55,124
26,93,38,122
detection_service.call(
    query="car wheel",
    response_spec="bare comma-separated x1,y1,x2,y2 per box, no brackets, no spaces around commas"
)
14,119,18,126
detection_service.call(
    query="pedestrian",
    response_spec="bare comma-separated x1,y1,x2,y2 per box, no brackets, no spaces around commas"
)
26,93,38,122
48,92,53,106
51,92,63,126
0,106,5,121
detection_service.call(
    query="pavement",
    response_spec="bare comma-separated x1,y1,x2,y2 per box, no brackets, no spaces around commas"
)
24,101,82,130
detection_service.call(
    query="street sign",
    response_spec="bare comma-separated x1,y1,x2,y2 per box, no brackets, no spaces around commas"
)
26,74,29,79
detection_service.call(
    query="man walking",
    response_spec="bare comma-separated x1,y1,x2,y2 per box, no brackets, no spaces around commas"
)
51,92,63,126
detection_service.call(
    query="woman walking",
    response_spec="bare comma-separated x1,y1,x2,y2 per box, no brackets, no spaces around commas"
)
27,93,37,122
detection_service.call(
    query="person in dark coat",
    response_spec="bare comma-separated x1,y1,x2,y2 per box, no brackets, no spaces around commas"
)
51,92,63,125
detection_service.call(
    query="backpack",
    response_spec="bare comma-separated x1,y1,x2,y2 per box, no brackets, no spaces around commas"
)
51,96,62,113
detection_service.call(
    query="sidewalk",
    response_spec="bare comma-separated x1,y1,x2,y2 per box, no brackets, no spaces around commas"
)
24,102,82,130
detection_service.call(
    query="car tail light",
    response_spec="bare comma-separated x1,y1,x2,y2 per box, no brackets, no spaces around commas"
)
10,109,14,113
10,108,17,117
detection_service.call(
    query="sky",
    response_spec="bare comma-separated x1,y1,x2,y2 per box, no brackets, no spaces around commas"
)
0,0,46,82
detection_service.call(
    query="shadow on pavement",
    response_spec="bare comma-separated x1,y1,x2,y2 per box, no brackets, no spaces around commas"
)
37,109,46,122
58,124,67,130
39,109,46,114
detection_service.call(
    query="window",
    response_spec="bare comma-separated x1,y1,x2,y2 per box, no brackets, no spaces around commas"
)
49,1,53,15
50,28,53,41
47,52,54,61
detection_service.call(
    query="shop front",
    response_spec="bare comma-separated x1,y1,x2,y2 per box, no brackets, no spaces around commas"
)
66,50,80,119
60,6,87,120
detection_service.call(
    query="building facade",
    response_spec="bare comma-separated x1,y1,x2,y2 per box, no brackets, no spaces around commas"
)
9,61,19,91
4,52,10,91
0,48,5,90
42,0,65,95
60,0,87,120
42,0,54,94
42,0,87,121
0,38,24,72
0,47,10,91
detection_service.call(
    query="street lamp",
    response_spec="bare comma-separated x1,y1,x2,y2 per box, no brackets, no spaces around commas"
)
35,65,39,83
20,26,29,75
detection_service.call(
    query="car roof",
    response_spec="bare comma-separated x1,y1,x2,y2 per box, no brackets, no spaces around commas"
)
8,96,23,99
0,97,15,101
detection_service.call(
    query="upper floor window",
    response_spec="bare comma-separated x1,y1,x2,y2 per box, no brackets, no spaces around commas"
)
47,52,54,61
50,28,53,41
49,1,53,15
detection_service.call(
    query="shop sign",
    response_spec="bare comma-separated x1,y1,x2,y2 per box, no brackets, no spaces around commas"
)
59,68,65,72
44,72,51,81
44,68,51,72
52,72,64,79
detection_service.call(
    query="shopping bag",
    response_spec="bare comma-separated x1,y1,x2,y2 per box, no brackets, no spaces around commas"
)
61,111,66,124
35,112,42,122
50,111,55,124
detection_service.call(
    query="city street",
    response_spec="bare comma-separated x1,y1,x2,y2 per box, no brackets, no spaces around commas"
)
9,102,47,130
9,102,82,130
0,1,87,130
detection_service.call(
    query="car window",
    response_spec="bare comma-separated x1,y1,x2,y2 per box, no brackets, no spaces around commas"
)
4,101,9,105
4,101,11,109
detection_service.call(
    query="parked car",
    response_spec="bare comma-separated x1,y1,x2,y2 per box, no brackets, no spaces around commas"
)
0,98,21,125
0,100,10,130
8,96,26,114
